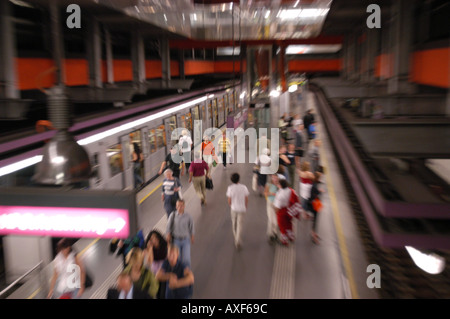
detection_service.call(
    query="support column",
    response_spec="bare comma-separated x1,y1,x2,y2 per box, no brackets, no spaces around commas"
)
340,36,349,80
160,37,171,88
178,49,185,80
86,15,102,88
104,27,114,86
0,0,19,99
347,33,358,81
387,0,416,94
362,28,379,84
131,29,146,88
49,0,65,86
279,44,287,93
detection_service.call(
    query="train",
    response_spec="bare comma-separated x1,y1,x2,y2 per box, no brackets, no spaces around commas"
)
0,81,244,191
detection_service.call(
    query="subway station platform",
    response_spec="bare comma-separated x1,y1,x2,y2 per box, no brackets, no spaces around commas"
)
7,90,379,300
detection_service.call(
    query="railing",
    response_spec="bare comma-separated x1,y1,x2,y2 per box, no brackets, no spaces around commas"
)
0,261,43,299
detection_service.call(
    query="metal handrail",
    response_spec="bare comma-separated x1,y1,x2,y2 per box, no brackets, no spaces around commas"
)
0,261,43,298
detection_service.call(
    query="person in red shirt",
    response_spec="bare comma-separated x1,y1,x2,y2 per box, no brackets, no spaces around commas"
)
201,135,219,172
188,151,210,206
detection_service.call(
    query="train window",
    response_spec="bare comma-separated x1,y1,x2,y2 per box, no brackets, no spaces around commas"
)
218,97,224,126
201,104,206,121
185,112,192,131
148,128,157,154
228,92,234,114
213,99,218,128
156,125,166,149
208,101,212,120
107,144,123,176
192,106,199,121
180,115,186,128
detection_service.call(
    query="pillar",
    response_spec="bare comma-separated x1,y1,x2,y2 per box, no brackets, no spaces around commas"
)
178,49,185,80
49,0,65,86
131,30,146,86
160,37,171,88
387,0,416,94
86,15,102,88
104,27,114,85
0,0,19,99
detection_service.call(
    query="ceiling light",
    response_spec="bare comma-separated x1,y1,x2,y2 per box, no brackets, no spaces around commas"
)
265,10,271,19
405,246,446,275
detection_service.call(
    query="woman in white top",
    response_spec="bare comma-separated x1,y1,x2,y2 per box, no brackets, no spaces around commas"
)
47,238,86,299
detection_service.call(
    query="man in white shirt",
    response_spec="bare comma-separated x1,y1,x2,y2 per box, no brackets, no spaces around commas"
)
179,130,193,173
226,173,249,250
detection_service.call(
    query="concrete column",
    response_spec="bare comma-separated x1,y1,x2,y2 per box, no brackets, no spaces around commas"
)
49,0,65,86
0,0,19,99
131,30,146,86
347,33,358,81
86,15,102,88
340,37,348,80
104,27,114,85
160,37,171,88
178,49,185,80
387,0,416,94
362,28,379,84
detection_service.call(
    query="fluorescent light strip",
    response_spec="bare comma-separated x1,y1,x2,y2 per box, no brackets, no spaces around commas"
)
0,95,208,177
77,96,207,145
0,155,43,178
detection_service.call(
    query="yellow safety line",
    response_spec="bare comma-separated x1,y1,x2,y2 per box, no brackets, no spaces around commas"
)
138,182,163,205
321,143,360,299
26,287,41,300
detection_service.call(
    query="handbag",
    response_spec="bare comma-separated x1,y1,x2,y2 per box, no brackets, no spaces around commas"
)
312,198,322,212
84,271,94,289
170,191,180,206
205,177,214,190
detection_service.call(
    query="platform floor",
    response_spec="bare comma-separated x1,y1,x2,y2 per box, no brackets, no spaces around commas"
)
11,91,379,299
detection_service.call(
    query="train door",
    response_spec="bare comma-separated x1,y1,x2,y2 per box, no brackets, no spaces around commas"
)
130,130,145,187
200,103,207,133
163,115,177,152
120,134,133,190
105,142,124,190
191,106,201,144
212,98,218,129
141,127,151,181
207,100,213,130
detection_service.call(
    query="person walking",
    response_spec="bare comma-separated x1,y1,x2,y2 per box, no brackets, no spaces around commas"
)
156,244,194,299
159,146,184,179
107,271,150,299
179,129,193,174
255,148,272,196
131,142,144,188
307,172,324,245
201,135,218,172
166,199,195,267
47,238,86,299
265,174,280,244
189,151,210,206
286,144,297,187
161,169,182,218
299,161,315,217
124,248,159,299
144,230,168,299
226,173,250,250
273,179,301,246
218,131,232,169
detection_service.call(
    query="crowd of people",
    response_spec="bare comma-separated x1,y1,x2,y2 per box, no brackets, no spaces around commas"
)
46,107,324,299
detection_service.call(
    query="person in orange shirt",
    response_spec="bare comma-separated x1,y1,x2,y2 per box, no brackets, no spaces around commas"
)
201,135,218,172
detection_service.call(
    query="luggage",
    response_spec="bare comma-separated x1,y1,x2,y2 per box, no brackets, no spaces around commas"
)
205,177,214,190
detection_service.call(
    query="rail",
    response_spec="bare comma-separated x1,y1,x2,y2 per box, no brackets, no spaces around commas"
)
0,261,43,299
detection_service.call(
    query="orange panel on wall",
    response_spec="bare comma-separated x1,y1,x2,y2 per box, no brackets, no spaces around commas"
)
411,48,450,89
185,60,215,75
113,60,133,82
16,58,55,91
214,61,241,73
288,59,341,72
64,59,88,86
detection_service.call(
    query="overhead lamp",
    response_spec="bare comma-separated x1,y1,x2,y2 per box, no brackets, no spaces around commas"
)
289,84,298,93
33,86,92,186
405,246,446,275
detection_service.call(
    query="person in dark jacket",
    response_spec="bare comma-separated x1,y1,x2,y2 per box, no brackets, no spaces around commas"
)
107,271,150,299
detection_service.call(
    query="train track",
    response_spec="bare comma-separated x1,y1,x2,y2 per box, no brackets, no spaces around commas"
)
311,85,450,299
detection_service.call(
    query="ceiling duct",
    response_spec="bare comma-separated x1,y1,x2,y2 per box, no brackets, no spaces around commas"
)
32,86,92,186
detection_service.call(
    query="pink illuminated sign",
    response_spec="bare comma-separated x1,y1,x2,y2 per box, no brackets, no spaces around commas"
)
0,206,129,238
